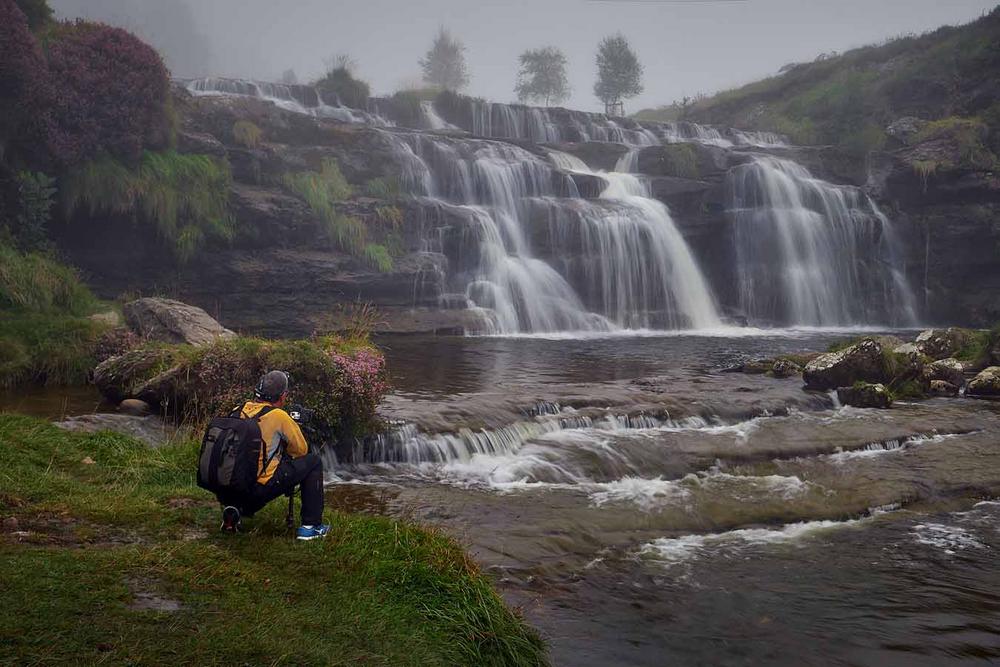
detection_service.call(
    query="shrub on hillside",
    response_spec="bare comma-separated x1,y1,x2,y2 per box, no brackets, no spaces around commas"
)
14,0,51,30
95,335,389,437
0,0,52,166
44,20,170,166
0,243,97,315
315,66,370,109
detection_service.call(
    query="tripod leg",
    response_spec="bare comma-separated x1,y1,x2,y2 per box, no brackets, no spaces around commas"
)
285,491,295,530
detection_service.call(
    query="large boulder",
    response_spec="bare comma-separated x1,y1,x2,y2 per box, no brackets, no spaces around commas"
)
837,383,892,409
922,358,965,388
123,298,236,346
967,367,1000,397
914,328,973,360
770,358,802,379
803,338,889,391
929,380,959,396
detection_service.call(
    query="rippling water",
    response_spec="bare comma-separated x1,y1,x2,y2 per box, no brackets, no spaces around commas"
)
338,332,1000,666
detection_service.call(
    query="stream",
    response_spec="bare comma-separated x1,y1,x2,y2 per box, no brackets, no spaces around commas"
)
328,330,1000,666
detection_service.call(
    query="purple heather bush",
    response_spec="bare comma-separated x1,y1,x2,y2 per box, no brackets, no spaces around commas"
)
43,20,170,166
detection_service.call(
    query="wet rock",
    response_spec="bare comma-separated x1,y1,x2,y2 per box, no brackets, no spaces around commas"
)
967,367,1000,397
915,328,973,360
922,358,965,388
123,298,236,346
770,359,802,379
885,116,927,146
740,359,774,375
54,414,173,448
119,399,153,416
929,380,959,396
92,347,175,404
803,338,888,391
837,383,893,409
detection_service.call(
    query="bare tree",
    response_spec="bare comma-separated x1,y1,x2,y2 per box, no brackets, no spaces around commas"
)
515,47,570,107
420,27,469,91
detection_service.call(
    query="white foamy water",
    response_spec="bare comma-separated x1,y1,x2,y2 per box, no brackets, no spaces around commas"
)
641,518,862,565
828,432,964,462
911,523,987,555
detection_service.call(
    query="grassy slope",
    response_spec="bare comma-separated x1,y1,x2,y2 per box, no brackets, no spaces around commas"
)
636,7,1000,157
0,415,547,666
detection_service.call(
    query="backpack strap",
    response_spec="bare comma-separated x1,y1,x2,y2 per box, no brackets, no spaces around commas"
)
252,405,282,478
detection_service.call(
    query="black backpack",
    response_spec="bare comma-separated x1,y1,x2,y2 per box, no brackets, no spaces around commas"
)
197,406,276,496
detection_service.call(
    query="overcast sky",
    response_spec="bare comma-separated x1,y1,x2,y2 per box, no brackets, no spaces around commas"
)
52,0,998,113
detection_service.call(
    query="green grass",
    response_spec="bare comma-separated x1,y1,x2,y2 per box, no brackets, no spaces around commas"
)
0,415,548,666
0,245,109,387
640,7,1000,159
654,144,699,178
0,311,108,387
0,244,98,315
62,150,233,263
231,119,263,149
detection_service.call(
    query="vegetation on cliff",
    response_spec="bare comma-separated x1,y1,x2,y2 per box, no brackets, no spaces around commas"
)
637,7,1000,161
0,415,549,666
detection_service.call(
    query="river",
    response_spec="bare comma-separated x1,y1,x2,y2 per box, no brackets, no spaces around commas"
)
329,330,1000,666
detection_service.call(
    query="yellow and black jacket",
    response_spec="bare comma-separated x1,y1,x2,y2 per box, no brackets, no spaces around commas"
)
237,401,309,484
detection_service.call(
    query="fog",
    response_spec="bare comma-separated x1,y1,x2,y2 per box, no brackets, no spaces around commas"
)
50,0,996,113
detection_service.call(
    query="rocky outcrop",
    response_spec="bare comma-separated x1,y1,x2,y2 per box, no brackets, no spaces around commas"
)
929,379,960,396
770,358,802,379
967,367,1000,397
803,338,889,391
837,383,892,409
124,298,236,345
914,328,974,360
922,358,965,388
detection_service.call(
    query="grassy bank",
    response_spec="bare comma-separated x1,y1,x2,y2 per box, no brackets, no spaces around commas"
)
0,414,548,666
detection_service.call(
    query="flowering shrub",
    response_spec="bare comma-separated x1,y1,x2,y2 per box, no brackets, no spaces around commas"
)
0,0,52,164
330,347,389,434
95,336,390,438
44,21,169,166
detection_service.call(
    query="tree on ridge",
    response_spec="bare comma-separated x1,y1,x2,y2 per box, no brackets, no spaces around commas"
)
420,27,469,91
594,33,643,116
515,46,570,107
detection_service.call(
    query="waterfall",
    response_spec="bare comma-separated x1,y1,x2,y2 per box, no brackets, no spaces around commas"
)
466,100,659,146
383,131,721,333
421,101,459,131
725,156,917,326
544,150,722,329
182,77,390,126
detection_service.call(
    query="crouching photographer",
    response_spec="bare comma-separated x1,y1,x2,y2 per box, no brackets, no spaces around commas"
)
197,370,330,541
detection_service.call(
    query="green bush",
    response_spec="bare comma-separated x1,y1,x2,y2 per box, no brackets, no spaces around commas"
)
231,120,263,149
315,66,371,109
4,170,56,251
656,144,698,178
61,150,233,262
364,175,400,199
96,335,388,436
913,116,996,170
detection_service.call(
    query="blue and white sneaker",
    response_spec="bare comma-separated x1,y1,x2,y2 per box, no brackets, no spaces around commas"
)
295,524,330,541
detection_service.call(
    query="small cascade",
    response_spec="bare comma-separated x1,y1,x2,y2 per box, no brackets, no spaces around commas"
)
725,156,917,326
421,100,459,131
466,99,659,145
182,77,390,125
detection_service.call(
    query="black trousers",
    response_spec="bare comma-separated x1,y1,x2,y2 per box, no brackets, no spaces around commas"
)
221,453,325,526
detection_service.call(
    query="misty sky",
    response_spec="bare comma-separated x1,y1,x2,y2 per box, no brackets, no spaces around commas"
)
53,0,997,113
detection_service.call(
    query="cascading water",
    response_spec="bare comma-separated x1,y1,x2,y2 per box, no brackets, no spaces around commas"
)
382,131,723,333
725,156,917,326
467,100,659,146
183,77,390,125
543,150,722,329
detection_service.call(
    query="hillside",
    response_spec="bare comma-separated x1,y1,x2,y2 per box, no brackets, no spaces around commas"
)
638,6,1000,161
